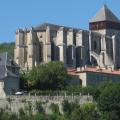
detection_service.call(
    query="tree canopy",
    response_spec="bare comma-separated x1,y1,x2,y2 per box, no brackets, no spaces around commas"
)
0,42,15,57
98,82,120,119
27,61,70,90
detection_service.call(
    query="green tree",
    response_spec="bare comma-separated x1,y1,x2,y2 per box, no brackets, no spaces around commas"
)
50,103,60,114
19,69,31,91
71,106,83,120
28,61,69,90
82,86,100,100
8,113,18,120
98,82,120,120
82,102,100,120
18,108,29,120
33,113,47,120
0,42,15,57
62,100,82,119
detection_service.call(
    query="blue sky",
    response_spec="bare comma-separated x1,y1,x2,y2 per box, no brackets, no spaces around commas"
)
0,0,120,43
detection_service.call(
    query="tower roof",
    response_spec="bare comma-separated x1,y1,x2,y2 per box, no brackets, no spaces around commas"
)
90,5,120,23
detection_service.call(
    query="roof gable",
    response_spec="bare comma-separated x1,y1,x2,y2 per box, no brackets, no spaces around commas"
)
0,52,19,79
90,5,120,23
0,52,7,66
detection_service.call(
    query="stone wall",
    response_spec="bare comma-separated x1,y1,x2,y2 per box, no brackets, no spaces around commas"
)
0,95,93,114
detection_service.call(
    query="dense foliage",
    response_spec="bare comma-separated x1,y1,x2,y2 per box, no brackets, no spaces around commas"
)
19,62,120,120
98,82,120,120
1,81,120,120
0,42,15,57
21,61,70,90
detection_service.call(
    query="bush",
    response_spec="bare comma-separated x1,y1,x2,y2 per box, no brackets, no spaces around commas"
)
28,61,69,90
98,82,120,119
50,103,60,114
36,101,44,113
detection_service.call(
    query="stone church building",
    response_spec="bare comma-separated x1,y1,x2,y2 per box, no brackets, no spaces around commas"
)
14,5,120,72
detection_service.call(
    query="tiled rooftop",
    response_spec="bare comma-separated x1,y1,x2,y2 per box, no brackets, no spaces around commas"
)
68,67,120,76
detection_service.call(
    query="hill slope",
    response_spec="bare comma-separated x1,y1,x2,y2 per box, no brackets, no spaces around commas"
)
0,42,15,57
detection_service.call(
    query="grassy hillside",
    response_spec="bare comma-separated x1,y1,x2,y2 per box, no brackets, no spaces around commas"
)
0,42,15,57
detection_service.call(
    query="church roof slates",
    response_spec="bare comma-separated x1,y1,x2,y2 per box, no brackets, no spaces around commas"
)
90,5,120,23
33,23,83,31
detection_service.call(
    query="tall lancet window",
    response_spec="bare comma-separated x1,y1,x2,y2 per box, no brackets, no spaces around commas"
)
39,42,43,62
93,41,97,50
51,41,55,61
67,45,73,66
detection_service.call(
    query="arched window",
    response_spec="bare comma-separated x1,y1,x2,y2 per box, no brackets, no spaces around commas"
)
67,45,73,65
91,56,98,66
51,41,55,60
102,52,105,64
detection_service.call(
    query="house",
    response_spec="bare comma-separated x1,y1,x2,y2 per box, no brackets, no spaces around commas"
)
0,52,20,97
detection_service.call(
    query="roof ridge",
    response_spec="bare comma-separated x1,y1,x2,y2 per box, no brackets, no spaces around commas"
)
104,5,107,21
90,5,120,23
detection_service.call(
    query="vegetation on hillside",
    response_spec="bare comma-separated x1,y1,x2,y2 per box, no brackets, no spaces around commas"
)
1,81,120,120
1,59,120,119
0,42,15,57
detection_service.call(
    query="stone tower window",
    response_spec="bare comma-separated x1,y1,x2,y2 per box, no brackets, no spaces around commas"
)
51,41,55,60
39,42,43,61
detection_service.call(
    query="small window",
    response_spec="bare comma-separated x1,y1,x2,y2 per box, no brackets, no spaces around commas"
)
40,35,42,38
29,55,32,58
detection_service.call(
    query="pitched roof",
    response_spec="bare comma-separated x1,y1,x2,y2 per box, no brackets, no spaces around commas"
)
90,5,120,23
0,52,19,79
76,67,120,75
33,23,82,31
0,65,7,79
0,52,7,66
0,52,7,79
33,23,59,31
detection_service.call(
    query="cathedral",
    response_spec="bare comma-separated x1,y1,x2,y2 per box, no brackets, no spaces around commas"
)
14,5,120,71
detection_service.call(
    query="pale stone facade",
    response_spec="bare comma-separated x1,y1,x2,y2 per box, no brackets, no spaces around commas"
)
14,5,120,71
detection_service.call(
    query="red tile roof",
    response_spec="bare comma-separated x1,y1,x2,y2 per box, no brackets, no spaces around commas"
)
67,69,77,76
68,67,120,75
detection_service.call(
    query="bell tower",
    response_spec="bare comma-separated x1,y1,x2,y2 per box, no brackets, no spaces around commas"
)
89,5,120,36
